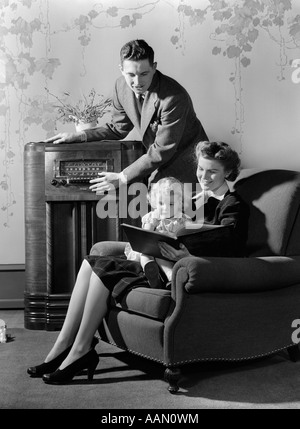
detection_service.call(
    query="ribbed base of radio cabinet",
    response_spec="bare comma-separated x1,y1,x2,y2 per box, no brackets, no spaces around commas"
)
24,141,144,330
24,292,71,331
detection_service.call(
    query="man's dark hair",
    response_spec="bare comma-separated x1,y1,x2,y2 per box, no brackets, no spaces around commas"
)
120,40,155,66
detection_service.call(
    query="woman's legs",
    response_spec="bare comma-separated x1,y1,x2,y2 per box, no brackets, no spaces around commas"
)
44,259,97,362
58,270,110,369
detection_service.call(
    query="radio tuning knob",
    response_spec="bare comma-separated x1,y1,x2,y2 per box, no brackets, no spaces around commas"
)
60,179,67,186
51,179,58,187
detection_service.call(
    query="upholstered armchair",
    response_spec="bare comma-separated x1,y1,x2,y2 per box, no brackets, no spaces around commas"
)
91,169,300,393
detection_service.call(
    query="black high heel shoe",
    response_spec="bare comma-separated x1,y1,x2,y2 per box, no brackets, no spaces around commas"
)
42,348,99,385
27,336,99,378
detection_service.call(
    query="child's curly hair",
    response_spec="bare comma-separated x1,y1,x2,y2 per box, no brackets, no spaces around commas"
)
195,141,241,181
148,177,184,208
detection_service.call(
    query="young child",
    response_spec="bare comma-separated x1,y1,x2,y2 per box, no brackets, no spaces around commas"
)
124,177,190,288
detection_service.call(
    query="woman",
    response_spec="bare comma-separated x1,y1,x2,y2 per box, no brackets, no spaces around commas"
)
27,141,248,385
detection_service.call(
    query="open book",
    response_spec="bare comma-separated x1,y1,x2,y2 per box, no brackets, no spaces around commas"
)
121,222,233,260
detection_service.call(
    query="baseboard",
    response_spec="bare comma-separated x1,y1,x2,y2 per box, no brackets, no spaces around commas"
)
0,264,25,271
0,265,25,309
0,298,24,308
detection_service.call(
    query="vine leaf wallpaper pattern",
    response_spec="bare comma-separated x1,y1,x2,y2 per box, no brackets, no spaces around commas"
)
0,0,300,264
171,0,300,141
0,0,160,230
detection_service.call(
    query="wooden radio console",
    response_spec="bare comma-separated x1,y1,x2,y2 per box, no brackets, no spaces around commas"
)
24,141,143,330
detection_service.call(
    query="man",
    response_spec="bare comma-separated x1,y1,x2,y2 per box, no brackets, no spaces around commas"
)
45,39,208,193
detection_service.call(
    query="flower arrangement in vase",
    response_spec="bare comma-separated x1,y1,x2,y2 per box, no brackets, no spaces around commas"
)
45,87,112,131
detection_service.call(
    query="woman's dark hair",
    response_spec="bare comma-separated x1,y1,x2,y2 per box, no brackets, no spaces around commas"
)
120,40,154,66
195,141,241,181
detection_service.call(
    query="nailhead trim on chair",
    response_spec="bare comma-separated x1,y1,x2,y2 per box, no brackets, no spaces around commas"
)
102,339,295,367
167,343,296,366
104,339,166,364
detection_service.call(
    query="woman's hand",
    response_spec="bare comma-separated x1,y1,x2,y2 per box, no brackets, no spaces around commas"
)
158,242,191,262
44,132,82,144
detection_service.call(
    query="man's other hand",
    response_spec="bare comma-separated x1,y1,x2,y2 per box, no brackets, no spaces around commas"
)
89,172,124,195
44,132,82,144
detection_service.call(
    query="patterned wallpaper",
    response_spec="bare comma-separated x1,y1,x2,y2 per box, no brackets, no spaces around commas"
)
1,0,300,263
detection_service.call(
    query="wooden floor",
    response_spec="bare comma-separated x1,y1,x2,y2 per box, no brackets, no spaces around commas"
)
0,309,24,329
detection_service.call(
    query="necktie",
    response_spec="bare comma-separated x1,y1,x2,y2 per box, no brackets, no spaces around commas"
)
137,94,144,114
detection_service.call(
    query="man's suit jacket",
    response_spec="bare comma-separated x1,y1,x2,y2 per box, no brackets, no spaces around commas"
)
84,70,208,185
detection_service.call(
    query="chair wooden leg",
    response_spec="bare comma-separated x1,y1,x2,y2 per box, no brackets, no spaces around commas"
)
287,344,300,362
164,367,181,394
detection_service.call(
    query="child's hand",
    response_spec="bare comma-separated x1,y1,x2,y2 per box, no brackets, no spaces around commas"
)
158,242,191,261
143,222,156,231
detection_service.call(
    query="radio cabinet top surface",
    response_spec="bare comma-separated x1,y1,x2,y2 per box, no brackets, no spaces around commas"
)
25,140,141,152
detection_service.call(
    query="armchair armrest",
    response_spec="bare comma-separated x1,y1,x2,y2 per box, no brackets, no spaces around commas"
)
172,255,300,294
90,241,127,256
